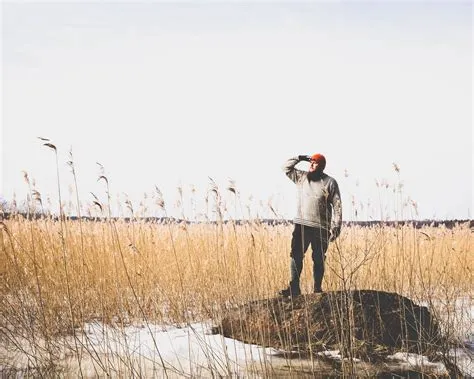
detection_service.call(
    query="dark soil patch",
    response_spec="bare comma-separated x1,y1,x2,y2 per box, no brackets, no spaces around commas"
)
219,290,444,362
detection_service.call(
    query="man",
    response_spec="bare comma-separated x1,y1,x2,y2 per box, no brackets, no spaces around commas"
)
279,153,342,297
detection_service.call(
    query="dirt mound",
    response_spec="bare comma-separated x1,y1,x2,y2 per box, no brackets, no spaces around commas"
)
219,290,443,361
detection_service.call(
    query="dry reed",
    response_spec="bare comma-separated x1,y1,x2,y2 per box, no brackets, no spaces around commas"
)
1,216,471,335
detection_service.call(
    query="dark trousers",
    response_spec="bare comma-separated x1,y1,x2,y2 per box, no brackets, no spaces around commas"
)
290,224,329,291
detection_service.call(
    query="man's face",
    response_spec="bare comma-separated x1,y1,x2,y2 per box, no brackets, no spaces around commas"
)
309,160,319,172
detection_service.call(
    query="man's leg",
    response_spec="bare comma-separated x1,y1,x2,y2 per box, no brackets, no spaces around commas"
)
280,224,310,296
311,228,329,293
290,224,310,287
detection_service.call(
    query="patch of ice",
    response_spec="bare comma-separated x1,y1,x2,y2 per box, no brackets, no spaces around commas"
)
78,321,288,376
318,349,341,360
447,347,474,378
3,319,471,377
317,350,360,362
387,352,448,376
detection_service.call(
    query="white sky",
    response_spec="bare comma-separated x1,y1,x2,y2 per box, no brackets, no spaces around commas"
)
1,1,472,221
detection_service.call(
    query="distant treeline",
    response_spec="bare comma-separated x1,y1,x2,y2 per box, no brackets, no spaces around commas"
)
0,212,472,229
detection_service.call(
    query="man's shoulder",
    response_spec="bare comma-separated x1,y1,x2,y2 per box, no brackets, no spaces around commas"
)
322,173,340,187
322,173,336,181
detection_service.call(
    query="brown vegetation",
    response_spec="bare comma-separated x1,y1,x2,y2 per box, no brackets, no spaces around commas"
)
220,290,442,359
1,218,471,331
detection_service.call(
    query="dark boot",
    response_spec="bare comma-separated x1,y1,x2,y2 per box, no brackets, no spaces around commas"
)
313,263,324,294
278,281,301,297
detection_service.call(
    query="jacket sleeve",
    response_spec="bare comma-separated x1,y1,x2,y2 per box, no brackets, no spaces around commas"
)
282,157,305,183
329,179,342,228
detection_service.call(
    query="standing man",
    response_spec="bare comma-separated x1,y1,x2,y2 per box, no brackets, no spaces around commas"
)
279,153,342,297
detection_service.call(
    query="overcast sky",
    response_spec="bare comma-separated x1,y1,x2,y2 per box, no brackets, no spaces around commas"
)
1,1,472,221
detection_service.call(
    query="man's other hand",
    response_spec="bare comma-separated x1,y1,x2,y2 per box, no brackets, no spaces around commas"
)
330,226,341,242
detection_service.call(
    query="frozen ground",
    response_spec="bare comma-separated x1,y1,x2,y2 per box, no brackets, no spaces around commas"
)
1,321,332,377
1,297,472,377
1,318,472,378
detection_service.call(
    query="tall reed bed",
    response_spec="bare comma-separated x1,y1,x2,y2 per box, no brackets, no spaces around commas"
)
1,216,471,333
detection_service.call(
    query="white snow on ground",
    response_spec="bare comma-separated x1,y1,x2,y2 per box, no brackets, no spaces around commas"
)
447,347,474,378
2,319,472,377
69,320,290,377
2,297,472,377
70,319,472,377
420,296,473,343
74,294,474,377
386,352,448,376
417,296,474,377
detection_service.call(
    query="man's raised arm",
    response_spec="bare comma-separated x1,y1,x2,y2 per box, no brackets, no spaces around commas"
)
282,155,310,183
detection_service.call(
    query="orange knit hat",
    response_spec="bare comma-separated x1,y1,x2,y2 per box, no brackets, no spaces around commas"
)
311,153,326,171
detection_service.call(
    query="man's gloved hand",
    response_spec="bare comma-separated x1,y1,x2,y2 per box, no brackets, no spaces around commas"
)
330,226,341,242
298,155,311,162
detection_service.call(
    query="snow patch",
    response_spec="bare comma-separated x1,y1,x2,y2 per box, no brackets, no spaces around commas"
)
387,352,448,376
